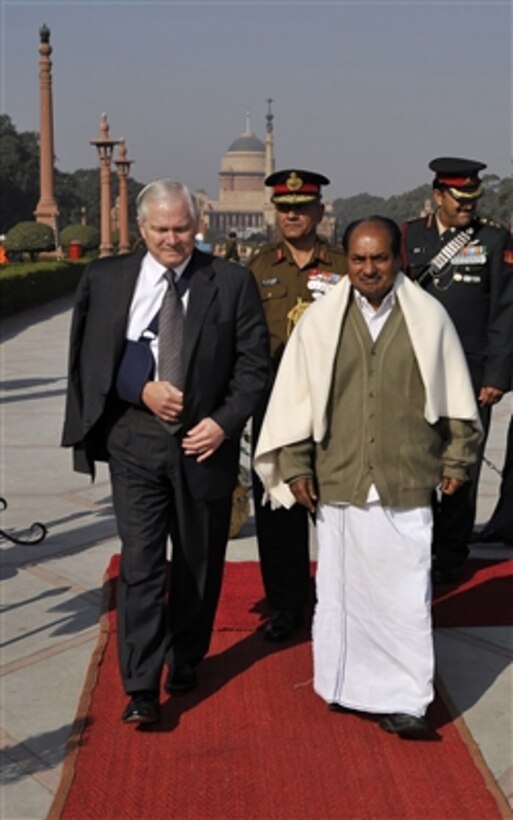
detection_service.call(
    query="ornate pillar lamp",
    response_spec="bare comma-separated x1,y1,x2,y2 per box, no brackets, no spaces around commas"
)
90,113,120,258
34,24,59,236
263,97,276,237
114,139,134,255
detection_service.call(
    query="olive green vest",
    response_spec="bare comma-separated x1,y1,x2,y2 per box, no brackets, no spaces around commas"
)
280,298,448,508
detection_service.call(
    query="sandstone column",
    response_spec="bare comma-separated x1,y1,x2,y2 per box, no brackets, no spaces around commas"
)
114,140,134,255
90,114,120,258
34,25,59,236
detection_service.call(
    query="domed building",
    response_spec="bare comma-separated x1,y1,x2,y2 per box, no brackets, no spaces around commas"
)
202,106,276,238
200,102,336,244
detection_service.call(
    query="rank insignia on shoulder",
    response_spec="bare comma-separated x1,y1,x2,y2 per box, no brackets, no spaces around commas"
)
307,270,342,299
479,216,501,229
504,249,513,266
261,277,279,286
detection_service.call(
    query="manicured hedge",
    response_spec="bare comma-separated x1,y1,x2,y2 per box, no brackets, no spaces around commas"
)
0,259,89,317
4,221,55,255
60,224,100,251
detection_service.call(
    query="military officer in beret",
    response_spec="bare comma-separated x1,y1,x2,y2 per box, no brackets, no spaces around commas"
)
248,169,346,641
401,157,513,584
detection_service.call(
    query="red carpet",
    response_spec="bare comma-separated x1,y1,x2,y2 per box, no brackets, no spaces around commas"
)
212,557,513,631
48,558,511,819
432,557,513,628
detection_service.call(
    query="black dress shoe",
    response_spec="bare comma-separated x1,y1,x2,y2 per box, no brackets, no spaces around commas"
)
165,663,197,694
328,702,351,713
472,527,512,545
379,713,429,739
263,608,303,642
431,564,463,585
122,692,159,724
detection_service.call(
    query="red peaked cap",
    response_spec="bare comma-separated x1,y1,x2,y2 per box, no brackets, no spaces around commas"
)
429,157,487,200
265,169,330,204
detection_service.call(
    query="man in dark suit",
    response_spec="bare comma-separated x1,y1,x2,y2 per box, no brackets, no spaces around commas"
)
401,158,513,583
62,180,270,724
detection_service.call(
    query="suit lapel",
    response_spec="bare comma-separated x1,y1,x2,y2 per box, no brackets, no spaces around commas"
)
110,250,146,347
109,248,218,376
183,252,217,374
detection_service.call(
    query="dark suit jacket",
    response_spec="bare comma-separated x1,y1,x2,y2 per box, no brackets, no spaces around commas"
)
62,248,271,501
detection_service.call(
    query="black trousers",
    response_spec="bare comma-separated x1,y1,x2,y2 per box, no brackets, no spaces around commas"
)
432,368,491,570
108,407,231,695
252,392,310,612
485,414,513,539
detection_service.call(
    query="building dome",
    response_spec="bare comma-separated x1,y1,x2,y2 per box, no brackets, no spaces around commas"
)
203,108,276,238
227,133,265,153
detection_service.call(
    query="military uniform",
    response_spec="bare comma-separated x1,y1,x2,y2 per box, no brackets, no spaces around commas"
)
249,212,346,630
249,238,347,365
402,213,513,390
401,158,513,577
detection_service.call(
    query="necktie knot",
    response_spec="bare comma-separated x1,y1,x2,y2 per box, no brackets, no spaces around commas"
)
164,269,177,288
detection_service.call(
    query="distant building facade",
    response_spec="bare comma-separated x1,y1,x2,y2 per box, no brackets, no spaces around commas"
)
199,102,336,243
201,105,275,238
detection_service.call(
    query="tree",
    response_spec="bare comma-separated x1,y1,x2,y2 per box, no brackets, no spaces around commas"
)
332,185,433,233
0,115,40,231
0,116,144,238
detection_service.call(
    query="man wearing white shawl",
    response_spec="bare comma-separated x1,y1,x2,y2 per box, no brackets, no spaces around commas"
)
254,217,482,739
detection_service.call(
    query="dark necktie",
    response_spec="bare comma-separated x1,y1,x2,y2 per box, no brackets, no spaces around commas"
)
158,268,184,397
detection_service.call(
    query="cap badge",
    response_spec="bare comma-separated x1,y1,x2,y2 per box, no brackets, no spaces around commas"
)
286,172,303,192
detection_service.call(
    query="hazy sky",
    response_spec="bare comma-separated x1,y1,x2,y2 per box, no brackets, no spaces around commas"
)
1,1,511,201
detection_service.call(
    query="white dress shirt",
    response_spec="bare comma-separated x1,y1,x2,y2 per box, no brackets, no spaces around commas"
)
125,251,192,377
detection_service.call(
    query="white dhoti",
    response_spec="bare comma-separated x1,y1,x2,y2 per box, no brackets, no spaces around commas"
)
313,502,434,717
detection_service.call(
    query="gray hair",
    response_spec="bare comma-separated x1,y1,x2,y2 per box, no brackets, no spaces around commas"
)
136,180,200,225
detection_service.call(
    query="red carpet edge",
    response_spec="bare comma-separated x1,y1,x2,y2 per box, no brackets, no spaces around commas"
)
434,674,512,819
46,573,112,820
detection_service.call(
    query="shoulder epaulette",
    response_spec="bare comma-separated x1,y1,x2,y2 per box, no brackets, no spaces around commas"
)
259,241,280,253
478,216,504,230
249,241,280,258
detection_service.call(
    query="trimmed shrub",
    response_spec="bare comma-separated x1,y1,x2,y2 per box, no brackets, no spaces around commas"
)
0,259,88,317
60,223,100,251
4,221,55,258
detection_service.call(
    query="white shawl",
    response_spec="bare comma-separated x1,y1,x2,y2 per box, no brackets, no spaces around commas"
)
254,273,482,508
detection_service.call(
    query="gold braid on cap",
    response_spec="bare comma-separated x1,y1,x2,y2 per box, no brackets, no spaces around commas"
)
287,298,311,337
447,184,483,200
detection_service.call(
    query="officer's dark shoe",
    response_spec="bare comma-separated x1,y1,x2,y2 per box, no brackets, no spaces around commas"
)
471,526,497,544
431,563,464,585
472,527,512,546
378,713,429,740
122,691,159,724
165,662,197,694
328,702,351,713
263,608,303,642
